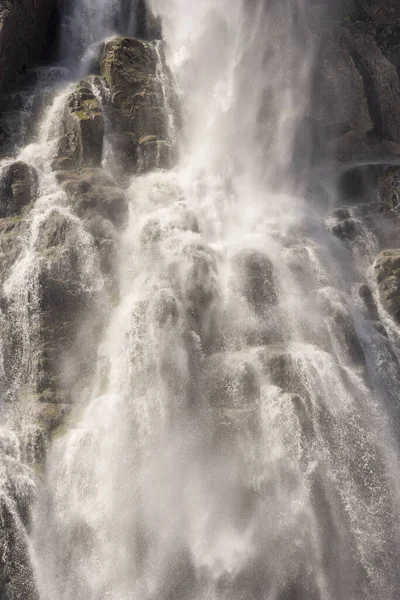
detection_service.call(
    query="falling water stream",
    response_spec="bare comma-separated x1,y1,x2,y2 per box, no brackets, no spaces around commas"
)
2,1,400,599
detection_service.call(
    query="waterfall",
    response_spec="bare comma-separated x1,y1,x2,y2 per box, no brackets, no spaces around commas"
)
1,1,400,599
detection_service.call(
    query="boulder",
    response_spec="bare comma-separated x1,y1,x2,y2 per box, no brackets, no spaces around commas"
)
202,353,260,409
232,249,277,315
53,80,104,171
202,353,261,447
329,208,360,243
375,249,400,322
257,345,311,399
358,284,379,320
167,243,219,349
58,169,129,229
0,162,38,217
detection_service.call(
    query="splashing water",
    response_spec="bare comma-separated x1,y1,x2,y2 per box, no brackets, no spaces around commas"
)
1,1,400,600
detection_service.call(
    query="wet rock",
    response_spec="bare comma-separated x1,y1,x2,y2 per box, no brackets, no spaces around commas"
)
202,353,260,409
257,345,311,399
330,310,366,366
136,0,162,40
232,249,277,315
35,402,71,436
317,288,366,367
0,446,38,600
138,136,171,173
203,353,261,448
341,31,400,143
0,0,57,95
372,320,388,337
0,162,38,217
329,209,366,245
0,124,13,157
358,284,379,320
140,205,199,252
107,132,139,182
288,393,316,447
355,1,400,25
100,37,166,138
99,37,174,175
150,287,180,327
53,80,104,171
0,218,28,285
311,33,372,137
377,168,400,212
169,243,219,348
375,249,400,322
57,168,128,229
31,210,102,398
84,214,120,278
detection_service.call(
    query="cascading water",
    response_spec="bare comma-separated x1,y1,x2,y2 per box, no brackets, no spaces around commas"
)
2,1,400,599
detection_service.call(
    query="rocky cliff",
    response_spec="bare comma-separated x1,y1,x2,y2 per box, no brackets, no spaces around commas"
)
1,1,400,598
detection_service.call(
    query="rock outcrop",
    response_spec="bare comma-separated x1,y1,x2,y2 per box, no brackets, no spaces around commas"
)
53,80,105,171
0,162,38,218
308,7,400,163
375,249,400,322
0,0,58,95
100,36,176,176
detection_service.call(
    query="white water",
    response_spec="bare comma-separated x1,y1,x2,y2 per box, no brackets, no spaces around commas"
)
1,1,400,600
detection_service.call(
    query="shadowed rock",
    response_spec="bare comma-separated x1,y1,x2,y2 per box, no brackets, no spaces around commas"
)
0,162,38,217
232,249,277,315
375,249,400,322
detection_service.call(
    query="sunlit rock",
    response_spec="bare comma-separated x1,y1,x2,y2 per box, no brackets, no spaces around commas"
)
52,80,104,171
99,37,176,174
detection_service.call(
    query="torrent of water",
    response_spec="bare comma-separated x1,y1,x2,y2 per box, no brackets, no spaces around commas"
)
1,1,400,600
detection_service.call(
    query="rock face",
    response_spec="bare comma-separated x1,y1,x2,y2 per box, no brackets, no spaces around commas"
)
56,168,128,276
311,33,372,137
53,37,175,177
53,81,105,171
100,37,174,175
355,1,400,25
341,31,400,143
0,0,58,95
0,162,39,217
309,16,400,162
100,37,165,138
375,250,400,322
232,250,278,314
